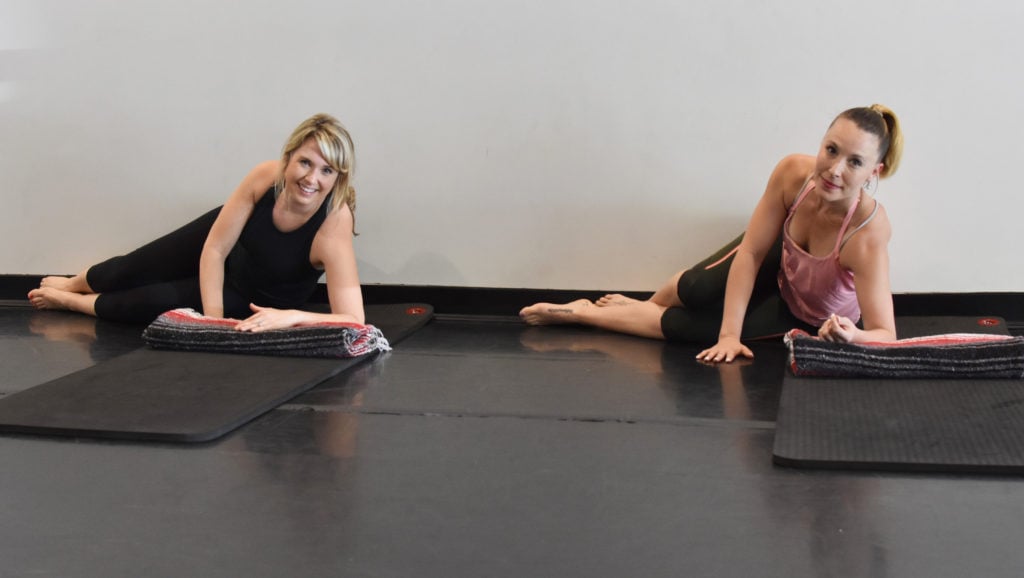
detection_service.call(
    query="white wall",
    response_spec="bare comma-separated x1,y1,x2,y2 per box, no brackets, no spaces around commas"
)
2,0,1022,292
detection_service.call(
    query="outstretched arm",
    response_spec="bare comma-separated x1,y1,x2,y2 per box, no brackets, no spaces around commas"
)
311,203,364,324
199,161,278,318
697,155,811,363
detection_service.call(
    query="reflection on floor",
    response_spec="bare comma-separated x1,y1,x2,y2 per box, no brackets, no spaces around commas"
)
3,305,1024,577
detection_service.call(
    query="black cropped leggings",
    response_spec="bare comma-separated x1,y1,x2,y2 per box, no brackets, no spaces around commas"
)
87,207,251,323
659,233,816,342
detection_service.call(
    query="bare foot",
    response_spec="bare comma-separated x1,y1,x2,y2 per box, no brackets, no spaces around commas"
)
27,284,90,311
595,293,640,307
39,273,91,294
28,287,99,316
28,284,67,309
519,299,593,325
28,287,73,311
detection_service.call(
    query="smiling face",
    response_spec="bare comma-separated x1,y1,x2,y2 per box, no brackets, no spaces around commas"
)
282,137,340,210
814,118,884,203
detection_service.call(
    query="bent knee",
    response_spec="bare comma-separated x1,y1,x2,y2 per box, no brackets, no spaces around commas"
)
678,268,727,308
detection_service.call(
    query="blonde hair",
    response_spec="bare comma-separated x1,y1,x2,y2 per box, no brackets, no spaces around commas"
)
834,104,904,178
276,113,356,220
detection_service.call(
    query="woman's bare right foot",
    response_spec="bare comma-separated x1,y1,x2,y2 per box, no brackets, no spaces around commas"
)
519,299,593,325
39,273,91,294
595,293,640,307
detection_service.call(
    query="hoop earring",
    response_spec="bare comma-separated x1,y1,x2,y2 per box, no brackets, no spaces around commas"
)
862,174,879,195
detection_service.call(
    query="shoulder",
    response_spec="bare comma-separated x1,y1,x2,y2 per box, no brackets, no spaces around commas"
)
769,154,814,187
311,204,355,266
775,153,815,174
318,203,355,239
857,198,892,243
250,159,282,180
763,154,814,207
842,201,892,271
237,160,282,201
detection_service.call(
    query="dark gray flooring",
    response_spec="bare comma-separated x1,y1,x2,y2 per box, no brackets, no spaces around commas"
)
3,305,1024,577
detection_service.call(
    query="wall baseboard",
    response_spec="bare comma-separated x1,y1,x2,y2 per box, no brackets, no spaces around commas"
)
7,274,1023,329
358,285,1024,335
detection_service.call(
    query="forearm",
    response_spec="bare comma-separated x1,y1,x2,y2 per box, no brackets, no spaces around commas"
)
849,326,897,344
236,307,365,332
718,251,759,339
290,309,365,325
198,249,226,318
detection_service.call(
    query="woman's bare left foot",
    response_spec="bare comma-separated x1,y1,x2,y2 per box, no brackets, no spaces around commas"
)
519,299,593,325
595,294,640,307
39,273,91,294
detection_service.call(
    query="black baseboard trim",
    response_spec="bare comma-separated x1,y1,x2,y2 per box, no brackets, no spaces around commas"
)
6,274,1023,326
359,285,1024,329
358,285,651,317
4,275,47,299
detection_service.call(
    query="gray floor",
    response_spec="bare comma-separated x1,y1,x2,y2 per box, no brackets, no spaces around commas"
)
3,305,1024,577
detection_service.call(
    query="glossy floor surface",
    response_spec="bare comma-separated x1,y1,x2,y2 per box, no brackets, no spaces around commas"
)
4,305,1024,577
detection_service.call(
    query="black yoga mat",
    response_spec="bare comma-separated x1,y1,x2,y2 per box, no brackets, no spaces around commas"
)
0,303,432,443
773,316,1024,474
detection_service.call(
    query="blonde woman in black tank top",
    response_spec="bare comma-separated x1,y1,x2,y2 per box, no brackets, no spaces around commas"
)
29,114,365,331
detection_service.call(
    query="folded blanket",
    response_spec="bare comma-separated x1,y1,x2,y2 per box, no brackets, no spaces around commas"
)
142,308,391,358
785,329,1024,378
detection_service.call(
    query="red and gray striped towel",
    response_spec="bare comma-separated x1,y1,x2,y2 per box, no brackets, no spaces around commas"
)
142,308,391,358
785,329,1024,378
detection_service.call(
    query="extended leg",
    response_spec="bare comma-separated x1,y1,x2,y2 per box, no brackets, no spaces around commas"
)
86,206,221,292
29,277,200,322
594,233,747,310
519,299,667,340
523,233,758,342
595,270,685,308
29,207,222,320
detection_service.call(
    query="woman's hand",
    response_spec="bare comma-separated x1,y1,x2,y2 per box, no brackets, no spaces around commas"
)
697,336,754,364
235,303,304,332
818,313,857,343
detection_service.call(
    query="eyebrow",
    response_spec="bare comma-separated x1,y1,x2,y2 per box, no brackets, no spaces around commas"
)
298,153,327,165
826,140,869,160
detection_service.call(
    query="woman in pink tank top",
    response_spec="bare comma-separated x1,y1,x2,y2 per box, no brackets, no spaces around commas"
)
521,105,904,363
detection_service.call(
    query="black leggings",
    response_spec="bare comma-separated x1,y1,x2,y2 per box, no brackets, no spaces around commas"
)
659,233,815,342
87,207,251,323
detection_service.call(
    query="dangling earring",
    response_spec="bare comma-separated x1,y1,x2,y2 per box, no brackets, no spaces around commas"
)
862,174,879,195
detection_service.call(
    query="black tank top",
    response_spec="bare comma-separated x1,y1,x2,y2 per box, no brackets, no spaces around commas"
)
225,187,332,308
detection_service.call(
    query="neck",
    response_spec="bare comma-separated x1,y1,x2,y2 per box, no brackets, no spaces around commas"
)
279,190,324,216
817,190,860,219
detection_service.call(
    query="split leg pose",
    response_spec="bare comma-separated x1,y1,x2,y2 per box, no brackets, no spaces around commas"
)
522,104,905,363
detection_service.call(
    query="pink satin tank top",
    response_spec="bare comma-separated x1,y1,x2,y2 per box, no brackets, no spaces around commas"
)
778,180,876,327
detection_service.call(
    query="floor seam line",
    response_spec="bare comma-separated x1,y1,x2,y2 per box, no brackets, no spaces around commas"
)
276,403,776,429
